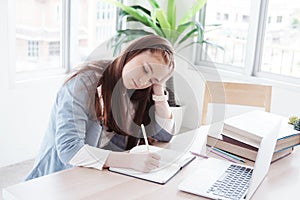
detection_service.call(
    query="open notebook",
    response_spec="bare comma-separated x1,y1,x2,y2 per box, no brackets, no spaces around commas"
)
109,145,195,184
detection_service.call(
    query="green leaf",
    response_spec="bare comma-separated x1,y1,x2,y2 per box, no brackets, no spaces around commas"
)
176,21,194,35
118,5,152,26
167,0,176,30
155,8,171,39
176,41,196,52
202,40,225,51
109,29,154,56
119,5,151,18
178,28,198,45
117,29,154,36
289,116,299,125
104,0,152,27
175,21,203,45
194,21,204,41
147,0,160,9
151,8,157,24
179,0,206,25
176,40,224,53
105,1,164,37
155,9,170,30
150,10,164,35
167,0,176,43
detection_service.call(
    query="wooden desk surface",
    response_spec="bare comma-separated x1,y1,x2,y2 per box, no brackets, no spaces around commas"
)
3,135,300,200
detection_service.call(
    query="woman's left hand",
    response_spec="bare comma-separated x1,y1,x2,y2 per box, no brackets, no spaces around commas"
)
152,84,164,95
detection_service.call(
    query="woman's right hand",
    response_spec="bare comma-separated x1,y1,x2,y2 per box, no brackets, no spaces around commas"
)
104,151,161,173
128,152,161,172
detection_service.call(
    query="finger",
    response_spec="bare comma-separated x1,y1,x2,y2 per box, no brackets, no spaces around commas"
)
150,161,159,168
143,165,153,173
142,168,151,173
150,153,161,160
150,159,160,168
144,155,160,167
147,137,158,144
152,83,163,87
146,163,159,171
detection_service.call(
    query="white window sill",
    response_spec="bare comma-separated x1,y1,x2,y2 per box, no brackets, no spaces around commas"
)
10,68,67,89
195,65,300,92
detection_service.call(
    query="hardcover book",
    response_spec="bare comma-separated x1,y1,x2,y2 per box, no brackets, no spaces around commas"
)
206,110,299,162
222,110,300,148
207,133,293,162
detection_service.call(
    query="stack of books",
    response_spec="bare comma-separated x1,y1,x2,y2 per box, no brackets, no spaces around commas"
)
207,110,300,164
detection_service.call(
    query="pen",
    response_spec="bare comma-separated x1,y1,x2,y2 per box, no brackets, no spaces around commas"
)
207,147,238,163
141,124,150,152
189,151,209,159
212,147,246,163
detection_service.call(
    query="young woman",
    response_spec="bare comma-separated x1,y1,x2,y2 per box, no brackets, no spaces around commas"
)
25,35,176,181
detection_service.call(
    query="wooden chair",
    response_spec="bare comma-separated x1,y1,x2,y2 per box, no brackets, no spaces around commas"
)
201,81,272,125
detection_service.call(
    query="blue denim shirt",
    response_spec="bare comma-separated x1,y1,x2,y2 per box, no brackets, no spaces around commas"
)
25,68,173,181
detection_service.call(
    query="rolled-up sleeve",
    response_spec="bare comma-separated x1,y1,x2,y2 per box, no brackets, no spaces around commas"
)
55,75,90,163
155,112,175,134
69,144,110,170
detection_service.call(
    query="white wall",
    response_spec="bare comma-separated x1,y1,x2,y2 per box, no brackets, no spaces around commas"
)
0,1,64,168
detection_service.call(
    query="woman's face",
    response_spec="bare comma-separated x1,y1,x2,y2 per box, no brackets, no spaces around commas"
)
122,50,173,89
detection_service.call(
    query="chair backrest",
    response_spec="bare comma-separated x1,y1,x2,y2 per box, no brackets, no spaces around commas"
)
201,81,272,125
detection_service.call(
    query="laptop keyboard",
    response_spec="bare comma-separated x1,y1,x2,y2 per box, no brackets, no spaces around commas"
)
206,164,253,200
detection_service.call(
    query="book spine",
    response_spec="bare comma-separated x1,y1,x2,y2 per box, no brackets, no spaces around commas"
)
222,135,258,151
271,148,293,163
223,125,262,144
207,135,293,162
274,135,300,152
207,136,257,161
221,129,260,148
211,147,246,163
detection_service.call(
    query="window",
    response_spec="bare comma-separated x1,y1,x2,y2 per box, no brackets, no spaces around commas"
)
260,0,300,79
196,0,300,83
14,0,117,79
73,0,117,64
49,41,60,56
223,13,229,21
95,1,116,43
268,16,272,23
276,16,282,23
198,0,251,69
27,40,39,58
15,0,62,73
216,12,221,20
242,15,249,23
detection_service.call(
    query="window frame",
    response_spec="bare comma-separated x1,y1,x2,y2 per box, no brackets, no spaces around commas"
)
11,0,70,84
195,0,300,87
9,0,119,85
68,0,119,68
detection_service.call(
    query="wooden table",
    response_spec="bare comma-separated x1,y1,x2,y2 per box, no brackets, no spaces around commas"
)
3,131,300,200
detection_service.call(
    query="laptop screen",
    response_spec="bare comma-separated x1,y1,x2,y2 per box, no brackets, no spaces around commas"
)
246,121,281,199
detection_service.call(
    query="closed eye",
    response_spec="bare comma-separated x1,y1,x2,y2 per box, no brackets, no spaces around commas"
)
144,62,154,74
143,65,150,74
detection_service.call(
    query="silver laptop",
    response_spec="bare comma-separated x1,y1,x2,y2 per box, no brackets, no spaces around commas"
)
178,123,280,200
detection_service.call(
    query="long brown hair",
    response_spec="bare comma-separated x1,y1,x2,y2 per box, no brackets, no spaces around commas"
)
66,35,174,149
